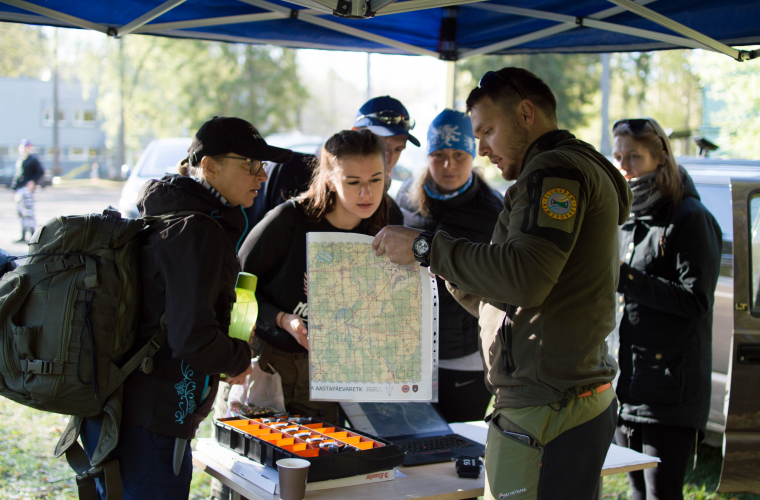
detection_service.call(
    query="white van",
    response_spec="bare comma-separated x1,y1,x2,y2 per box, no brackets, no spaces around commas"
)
118,138,192,218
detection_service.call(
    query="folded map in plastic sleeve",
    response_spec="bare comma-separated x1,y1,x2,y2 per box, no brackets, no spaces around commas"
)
307,232,439,402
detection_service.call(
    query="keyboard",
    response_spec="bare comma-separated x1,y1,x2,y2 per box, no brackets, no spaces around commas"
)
396,435,473,454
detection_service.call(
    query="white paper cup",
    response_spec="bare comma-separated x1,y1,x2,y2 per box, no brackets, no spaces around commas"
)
277,458,311,500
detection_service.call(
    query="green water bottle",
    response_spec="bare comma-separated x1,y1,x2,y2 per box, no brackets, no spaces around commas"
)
229,272,258,341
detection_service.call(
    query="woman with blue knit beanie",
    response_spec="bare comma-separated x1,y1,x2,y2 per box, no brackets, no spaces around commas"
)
396,109,503,422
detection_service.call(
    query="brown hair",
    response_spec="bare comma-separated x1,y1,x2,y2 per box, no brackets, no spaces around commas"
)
298,129,389,235
408,167,486,218
177,154,228,179
466,67,558,122
613,118,683,204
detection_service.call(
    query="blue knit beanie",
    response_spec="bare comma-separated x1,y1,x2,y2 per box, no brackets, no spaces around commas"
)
426,109,476,158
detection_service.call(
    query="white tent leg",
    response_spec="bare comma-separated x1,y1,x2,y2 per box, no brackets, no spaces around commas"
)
445,61,456,109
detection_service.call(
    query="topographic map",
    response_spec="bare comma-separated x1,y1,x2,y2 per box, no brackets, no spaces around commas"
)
307,233,438,402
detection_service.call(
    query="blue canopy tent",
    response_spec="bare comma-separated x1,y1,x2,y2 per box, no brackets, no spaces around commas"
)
0,0,757,61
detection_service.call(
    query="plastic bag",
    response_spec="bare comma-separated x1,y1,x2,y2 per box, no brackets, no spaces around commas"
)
227,358,286,416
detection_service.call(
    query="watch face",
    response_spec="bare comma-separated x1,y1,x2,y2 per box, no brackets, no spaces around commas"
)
414,238,430,255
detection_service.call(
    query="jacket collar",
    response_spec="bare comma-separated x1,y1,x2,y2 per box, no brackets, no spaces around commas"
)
138,174,247,237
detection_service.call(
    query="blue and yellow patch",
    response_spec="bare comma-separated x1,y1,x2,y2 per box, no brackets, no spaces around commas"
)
541,188,577,221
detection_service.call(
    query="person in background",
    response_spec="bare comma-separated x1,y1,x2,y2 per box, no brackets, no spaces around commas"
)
79,117,290,500
244,96,419,230
612,117,721,500
396,109,502,422
11,139,44,242
373,67,631,500
238,129,389,424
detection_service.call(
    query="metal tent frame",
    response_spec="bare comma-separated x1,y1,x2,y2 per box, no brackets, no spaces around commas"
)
0,0,757,62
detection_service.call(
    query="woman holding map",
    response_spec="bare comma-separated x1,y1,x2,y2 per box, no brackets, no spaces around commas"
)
396,109,503,422
238,129,389,423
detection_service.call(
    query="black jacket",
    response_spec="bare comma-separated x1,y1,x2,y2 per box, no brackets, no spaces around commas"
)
239,201,373,353
123,175,252,439
617,168,722,431
11,155,44,190
244,153,403,234
397,175,502,360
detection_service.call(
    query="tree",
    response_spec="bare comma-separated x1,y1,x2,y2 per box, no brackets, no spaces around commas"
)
696,48,760,159
456,53,601,132
77,35,308,171
0,24,50,78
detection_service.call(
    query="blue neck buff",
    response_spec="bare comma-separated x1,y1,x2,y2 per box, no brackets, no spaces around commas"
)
424,173,473,201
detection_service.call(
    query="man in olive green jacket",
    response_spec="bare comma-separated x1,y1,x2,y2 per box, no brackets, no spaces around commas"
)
374,68,632,500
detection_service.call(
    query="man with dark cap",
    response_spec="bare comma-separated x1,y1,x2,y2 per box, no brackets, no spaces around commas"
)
373,68,632,500
11,140,44,242
244,96,419,231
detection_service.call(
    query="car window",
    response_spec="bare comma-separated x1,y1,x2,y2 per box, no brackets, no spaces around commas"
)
138,144,190,177
750,194,760,312
695,184,733,242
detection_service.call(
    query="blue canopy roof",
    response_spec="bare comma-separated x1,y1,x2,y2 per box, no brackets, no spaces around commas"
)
0,0,757,60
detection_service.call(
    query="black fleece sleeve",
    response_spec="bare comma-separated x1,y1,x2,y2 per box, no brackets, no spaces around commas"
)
238,203,297,346
156,217,251,377
619,210,722,319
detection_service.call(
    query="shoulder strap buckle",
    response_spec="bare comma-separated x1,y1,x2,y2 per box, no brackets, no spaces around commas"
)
75,465,103,481
21,359,53,374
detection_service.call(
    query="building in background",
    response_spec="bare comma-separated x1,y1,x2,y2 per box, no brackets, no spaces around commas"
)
0,77,106,181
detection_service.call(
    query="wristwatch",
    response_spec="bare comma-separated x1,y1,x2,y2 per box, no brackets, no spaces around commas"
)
413,231,435,267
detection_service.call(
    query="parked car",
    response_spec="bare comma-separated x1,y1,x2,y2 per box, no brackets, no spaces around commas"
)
0,164,14,187
118,138,193,218
118,134,327,219
607,156,760,493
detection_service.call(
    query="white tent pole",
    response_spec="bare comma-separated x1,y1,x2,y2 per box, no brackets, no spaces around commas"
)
460,0,658,59
0,0,109,33
239,0,438,57
445,61,456,109
117,0,189,36
606,0,747,60
465,0,719,56
132,12,286,34
474,3,712,50
460,24,573,59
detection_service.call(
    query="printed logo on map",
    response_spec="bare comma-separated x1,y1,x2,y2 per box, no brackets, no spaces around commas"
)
402,385,410,393
412,385,418,392
541,188,577,220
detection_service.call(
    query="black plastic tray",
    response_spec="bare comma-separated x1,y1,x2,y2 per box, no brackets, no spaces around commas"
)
214,416,405,482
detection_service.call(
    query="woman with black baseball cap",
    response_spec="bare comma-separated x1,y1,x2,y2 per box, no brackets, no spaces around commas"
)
79,117,292,500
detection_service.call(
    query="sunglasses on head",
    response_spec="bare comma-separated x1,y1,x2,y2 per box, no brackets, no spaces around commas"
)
355,110,416,131
222,156,267,176
478,71,526,101
613,119,667,148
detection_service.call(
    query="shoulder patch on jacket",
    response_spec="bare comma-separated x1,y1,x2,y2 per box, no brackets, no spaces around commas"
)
521,167,584,252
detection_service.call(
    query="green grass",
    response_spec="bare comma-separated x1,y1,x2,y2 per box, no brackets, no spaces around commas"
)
0,398,212,500
1,397,758,500
601,443,760,500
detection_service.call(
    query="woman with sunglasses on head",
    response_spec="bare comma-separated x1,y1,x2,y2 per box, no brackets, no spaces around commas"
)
79,117,292,500
612,117,721,500
238,129,389,424
396,109,502,422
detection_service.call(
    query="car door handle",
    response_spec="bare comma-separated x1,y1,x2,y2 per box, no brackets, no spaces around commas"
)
738,344,760,364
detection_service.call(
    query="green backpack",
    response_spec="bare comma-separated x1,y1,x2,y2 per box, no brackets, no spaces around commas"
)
0,207,219,500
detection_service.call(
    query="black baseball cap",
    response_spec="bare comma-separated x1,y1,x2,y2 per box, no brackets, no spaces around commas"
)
188,116,293,166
